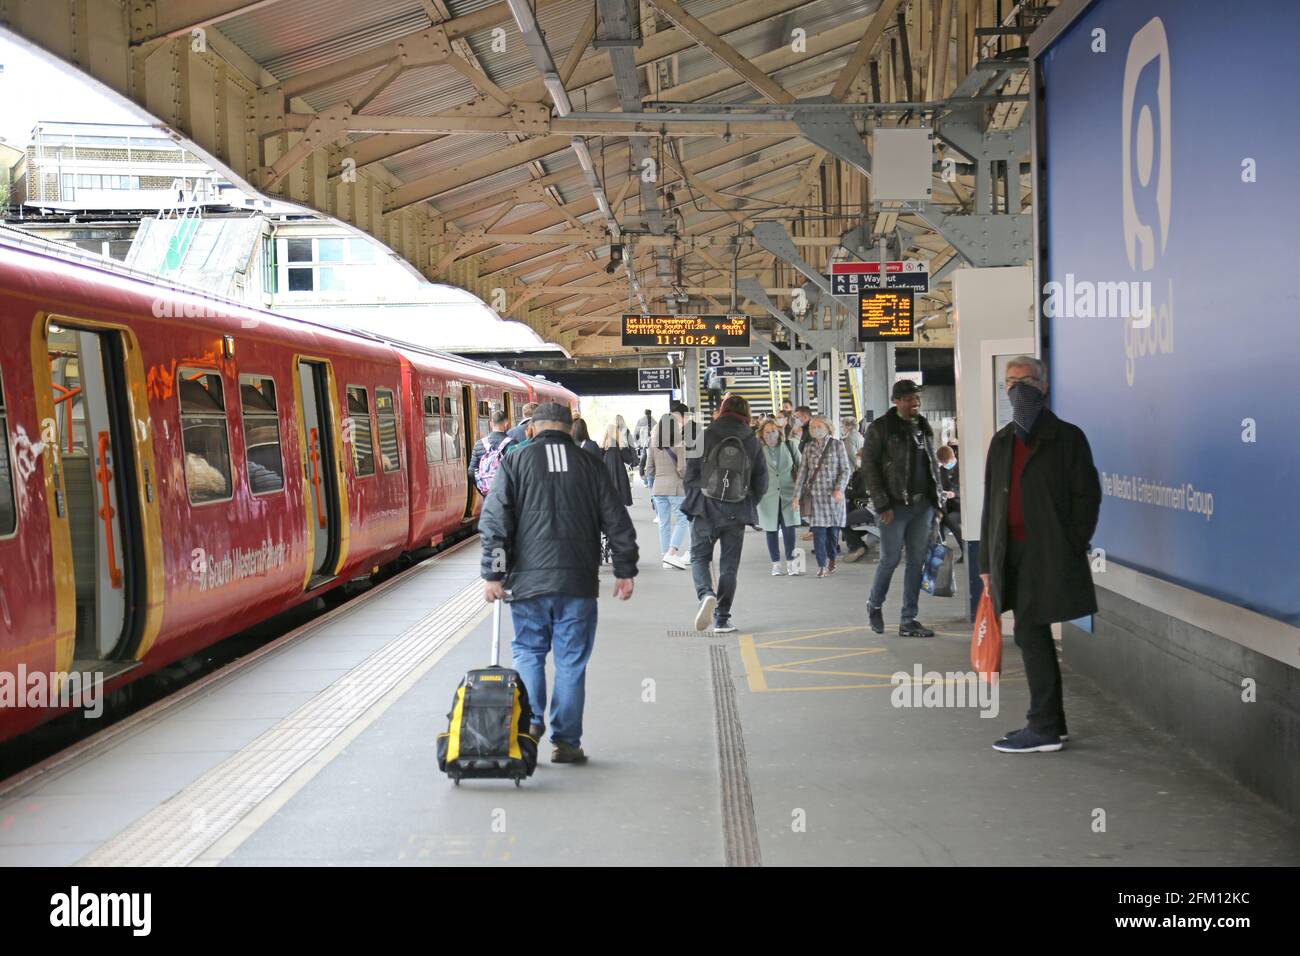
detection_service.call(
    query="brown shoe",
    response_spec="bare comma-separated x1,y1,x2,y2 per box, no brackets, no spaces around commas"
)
552,742,588,764
827,560,837,575
843,547,867,563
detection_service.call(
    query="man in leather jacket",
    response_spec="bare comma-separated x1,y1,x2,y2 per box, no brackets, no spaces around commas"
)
863,380,942,637
479,403,638,764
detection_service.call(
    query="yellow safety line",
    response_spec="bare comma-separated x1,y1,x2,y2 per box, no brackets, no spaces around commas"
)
737,634,768,693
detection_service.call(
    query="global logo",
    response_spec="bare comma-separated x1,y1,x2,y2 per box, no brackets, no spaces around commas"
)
1119,16,1174,386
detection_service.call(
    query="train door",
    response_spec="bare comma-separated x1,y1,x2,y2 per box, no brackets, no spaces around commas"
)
46,324,141,664
459,384,476,520
297,359,341,586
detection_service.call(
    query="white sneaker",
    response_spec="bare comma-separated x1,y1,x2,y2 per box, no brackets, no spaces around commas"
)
694,594,717,631
664,553,690,570
771,562,785,576
653,515,660,524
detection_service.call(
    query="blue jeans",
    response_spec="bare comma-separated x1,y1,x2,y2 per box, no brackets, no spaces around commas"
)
811,526,836,568
868,502,935,624
765,508,796,561
652,494,688,554
509,594,598,747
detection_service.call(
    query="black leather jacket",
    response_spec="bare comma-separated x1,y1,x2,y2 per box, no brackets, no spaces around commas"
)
863,407,941,513
479,431,638,599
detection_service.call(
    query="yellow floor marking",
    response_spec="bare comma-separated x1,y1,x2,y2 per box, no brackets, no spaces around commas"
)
763,649,886,669
737,634,768,692
767,669,904,679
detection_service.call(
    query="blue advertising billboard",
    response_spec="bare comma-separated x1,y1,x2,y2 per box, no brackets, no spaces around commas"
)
1038,0,1300,625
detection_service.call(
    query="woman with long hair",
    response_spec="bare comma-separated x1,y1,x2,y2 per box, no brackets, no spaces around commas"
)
601,422,635,506
791,414,851,577
756,418,803,575
644,410,690,569
572,417,602,458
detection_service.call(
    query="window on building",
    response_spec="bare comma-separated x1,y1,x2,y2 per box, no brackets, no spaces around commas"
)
0,367,16,536
275,236,380,295
477,399,490,439
178,369,233,504
423,393,443,463
286,239,313,262
376,388,400,472
261,236,278,294
347,386,375,477
444,393,461,460
240,375,283,494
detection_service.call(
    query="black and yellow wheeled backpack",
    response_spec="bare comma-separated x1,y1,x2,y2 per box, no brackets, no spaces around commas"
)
437,598,539,786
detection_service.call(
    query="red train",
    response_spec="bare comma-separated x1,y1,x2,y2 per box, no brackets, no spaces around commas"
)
0,233,576,743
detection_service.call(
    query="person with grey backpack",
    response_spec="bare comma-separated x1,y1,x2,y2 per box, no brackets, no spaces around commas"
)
680,394,767,633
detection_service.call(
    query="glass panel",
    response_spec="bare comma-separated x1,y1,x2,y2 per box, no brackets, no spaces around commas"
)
317,238,344,262
286,238,313,262
179,369,225,412
317,267,343,291
347,387,375,476
377,390,400,472
287,268,314,292
348,238,375,262
445,395,461,460
181,418,233,503
241,375,282,494
0,368,14,535
424,414,443,463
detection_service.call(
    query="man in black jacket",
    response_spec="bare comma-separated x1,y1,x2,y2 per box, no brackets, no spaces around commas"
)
864,380,943,637
479,403,638,764
468,410,510,487
980,356,1101,754
681,394,768,633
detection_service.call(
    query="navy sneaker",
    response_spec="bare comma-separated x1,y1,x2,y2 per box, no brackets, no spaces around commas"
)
992,730,1063,753
712,618,737,633
694,594,717,631
868,606,885,634
1006,726,1070,742
899,621,935,638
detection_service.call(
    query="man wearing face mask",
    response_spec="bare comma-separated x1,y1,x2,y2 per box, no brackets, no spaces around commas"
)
980,356,1101,754
863,380,943,637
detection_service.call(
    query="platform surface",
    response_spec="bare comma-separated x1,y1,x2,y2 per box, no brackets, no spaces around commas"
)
2,483,1297,867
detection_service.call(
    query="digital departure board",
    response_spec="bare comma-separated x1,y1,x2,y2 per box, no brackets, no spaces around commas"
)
622,313,750,348
857,289,915,341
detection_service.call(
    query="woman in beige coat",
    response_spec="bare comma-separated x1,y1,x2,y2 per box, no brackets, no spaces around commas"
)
644,411,690,569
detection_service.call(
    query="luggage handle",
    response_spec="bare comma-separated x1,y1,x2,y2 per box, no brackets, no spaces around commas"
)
490,594,510,667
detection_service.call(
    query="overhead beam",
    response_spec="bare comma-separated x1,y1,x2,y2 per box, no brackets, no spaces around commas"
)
645,0,796,104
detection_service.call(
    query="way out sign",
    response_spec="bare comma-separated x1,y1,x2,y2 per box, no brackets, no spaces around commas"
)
831,260,930,295
638,368,674,391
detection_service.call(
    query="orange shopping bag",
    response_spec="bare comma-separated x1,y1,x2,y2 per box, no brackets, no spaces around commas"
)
971,589,1003,677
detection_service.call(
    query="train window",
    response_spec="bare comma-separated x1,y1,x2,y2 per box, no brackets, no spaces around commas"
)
178,368,234,504
423,393,443,463
376,388,400,473
346,386,376,477
444,393,461,460
239,374,284,495
0,367,16,536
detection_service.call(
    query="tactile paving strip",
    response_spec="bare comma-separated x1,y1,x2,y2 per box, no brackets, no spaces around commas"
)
711,645,762,867
78,581,486,866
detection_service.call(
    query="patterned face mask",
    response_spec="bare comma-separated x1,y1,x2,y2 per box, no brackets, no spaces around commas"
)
1009,382,1045,437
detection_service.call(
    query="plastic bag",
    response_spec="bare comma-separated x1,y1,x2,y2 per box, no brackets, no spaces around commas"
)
920,540,949,596
970,589,1003,677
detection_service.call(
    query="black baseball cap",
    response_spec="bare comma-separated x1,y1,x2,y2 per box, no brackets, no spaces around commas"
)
532,402,573,425
891,379,923,400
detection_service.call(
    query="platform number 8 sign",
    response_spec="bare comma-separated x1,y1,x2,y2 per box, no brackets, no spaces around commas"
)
704,349,724,368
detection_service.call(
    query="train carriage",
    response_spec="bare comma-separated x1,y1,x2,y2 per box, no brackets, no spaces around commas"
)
0,232,575,743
